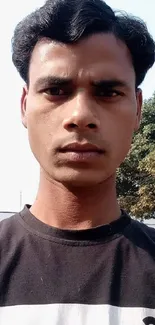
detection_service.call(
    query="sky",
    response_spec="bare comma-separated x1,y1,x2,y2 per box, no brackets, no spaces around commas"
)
0,0,155,211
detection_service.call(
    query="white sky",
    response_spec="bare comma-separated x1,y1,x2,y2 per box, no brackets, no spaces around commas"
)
0,0,155,211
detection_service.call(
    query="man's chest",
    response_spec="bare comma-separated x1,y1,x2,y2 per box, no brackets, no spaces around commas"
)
0,238,155,324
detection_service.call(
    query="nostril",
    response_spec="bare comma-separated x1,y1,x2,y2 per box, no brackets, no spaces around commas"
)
88,123,96,129
66,123,97,129
69,123,78,128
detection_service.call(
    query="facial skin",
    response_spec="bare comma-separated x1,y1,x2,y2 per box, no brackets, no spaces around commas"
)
21,33,142,188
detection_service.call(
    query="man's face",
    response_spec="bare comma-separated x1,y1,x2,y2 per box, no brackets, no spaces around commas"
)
21,33,142,187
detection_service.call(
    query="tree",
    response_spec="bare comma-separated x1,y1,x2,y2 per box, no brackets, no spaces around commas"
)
117,92,155,220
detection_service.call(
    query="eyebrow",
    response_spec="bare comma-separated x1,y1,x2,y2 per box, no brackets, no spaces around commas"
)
92,79,128,88
34,76,73,89
34,76,129,90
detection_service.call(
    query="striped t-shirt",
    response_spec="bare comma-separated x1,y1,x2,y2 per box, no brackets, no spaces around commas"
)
0,204,155,324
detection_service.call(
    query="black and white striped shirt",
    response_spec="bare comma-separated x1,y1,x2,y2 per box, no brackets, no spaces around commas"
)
0,205,155,324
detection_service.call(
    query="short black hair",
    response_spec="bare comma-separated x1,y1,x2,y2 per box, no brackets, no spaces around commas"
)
12,0,155,86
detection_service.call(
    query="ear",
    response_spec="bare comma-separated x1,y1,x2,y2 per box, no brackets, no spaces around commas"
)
21,85,28,129
134,88,143,131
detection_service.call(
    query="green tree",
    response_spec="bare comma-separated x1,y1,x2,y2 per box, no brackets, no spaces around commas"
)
117,93,155,220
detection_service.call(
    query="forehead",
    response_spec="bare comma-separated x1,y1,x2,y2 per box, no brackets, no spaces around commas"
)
29,33,135,84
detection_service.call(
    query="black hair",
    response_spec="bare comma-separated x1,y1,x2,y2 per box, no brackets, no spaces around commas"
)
12,0,155,86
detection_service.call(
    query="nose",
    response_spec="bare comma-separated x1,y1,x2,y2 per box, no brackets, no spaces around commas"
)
62,92,100,131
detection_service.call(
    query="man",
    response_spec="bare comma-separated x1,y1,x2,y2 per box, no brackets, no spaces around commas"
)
0,0,155,324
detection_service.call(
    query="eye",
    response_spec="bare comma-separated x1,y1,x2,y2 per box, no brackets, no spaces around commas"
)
95,88,122,98
44,87,65,96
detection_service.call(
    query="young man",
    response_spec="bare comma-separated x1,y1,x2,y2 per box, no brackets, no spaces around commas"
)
0,0,155,324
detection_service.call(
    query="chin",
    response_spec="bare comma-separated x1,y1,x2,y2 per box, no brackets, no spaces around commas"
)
52,168,109,188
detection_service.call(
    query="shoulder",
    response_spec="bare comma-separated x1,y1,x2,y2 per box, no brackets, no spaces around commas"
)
0,212,21,235
125,217,155,255
130,218,155,238
0,212,26,258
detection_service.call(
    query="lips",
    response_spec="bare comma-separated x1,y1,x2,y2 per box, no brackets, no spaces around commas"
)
59,142,103,153
58,142,104,162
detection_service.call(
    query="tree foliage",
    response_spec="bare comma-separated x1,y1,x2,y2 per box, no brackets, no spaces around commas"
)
117,92,155,220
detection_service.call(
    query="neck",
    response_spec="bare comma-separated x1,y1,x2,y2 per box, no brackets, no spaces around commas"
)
30,170,121,230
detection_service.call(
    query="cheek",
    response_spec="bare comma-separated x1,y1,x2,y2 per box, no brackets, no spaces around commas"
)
25,101,56,158
26,96,55,135
101,102,137,151
115,100,137,131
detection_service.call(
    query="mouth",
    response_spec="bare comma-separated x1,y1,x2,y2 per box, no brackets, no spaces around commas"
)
58,142,104,162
